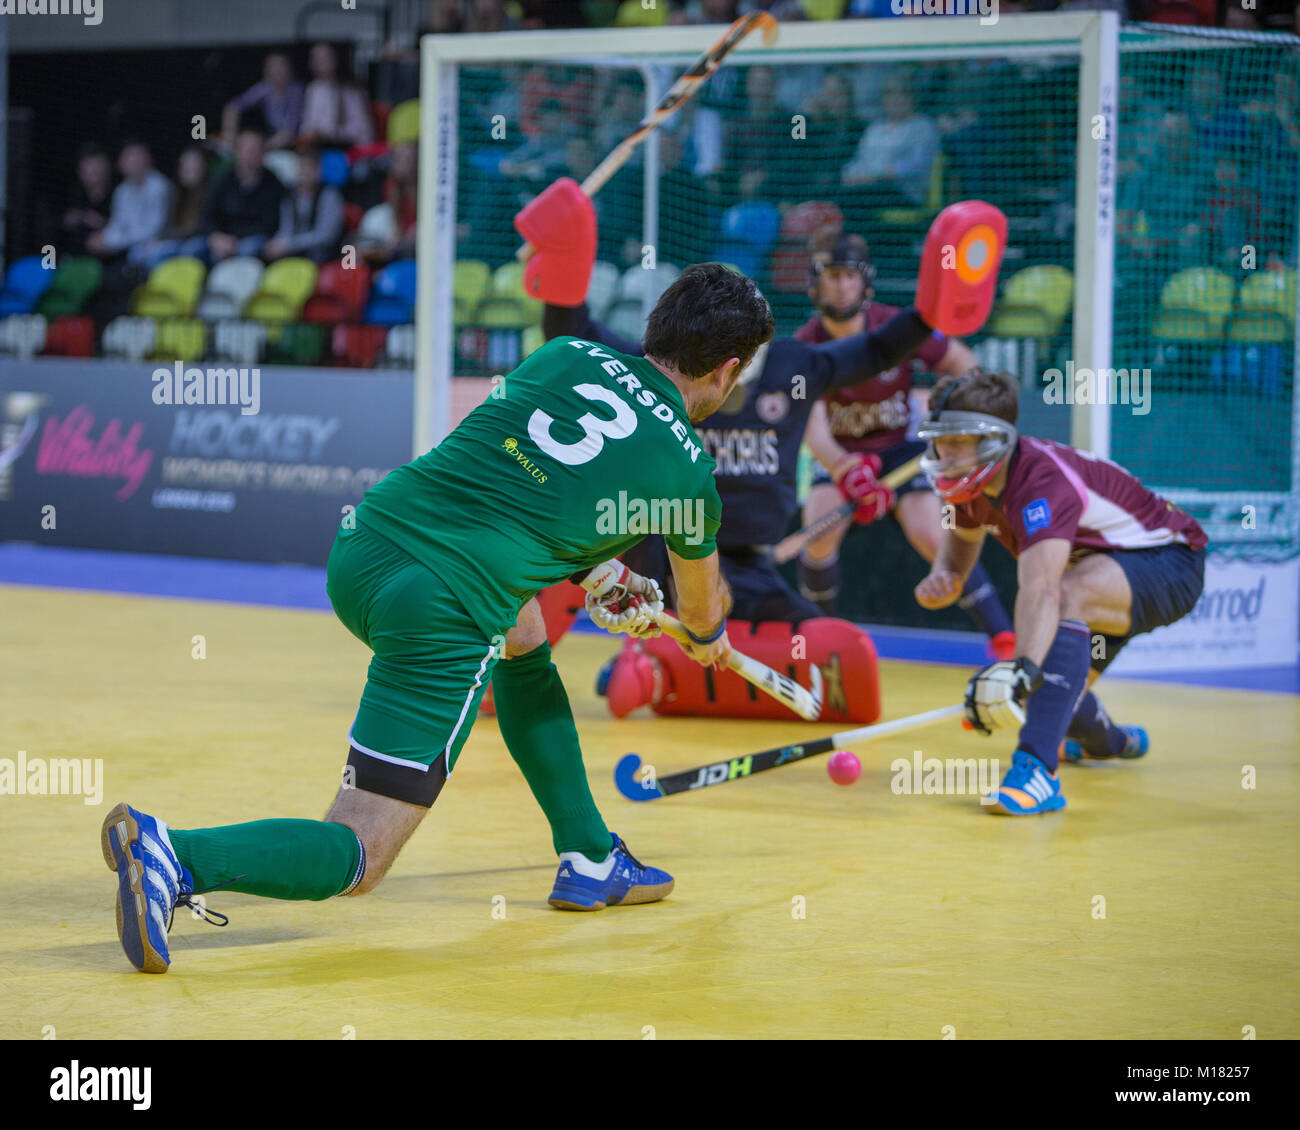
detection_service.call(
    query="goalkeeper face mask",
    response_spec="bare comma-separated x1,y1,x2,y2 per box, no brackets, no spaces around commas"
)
917,410,1017,504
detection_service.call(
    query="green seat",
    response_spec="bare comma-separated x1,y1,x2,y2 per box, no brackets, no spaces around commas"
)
37,256,102,317
265,322,325,365
1228,269,1296,345
1152,267,1235,342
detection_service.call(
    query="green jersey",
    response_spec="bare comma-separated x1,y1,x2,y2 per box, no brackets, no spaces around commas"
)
355,335,722,639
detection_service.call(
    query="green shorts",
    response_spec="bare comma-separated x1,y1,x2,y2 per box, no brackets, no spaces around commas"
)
326,522,502,806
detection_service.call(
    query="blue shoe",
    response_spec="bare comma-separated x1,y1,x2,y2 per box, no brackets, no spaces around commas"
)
988,751,1067,815
1061,725,1149,763
594,654,616,697
100,802,222,973
548,834,674,910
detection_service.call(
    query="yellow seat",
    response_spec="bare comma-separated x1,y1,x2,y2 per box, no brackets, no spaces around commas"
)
132,256,206,317
474,296,536,328
491,261,543,311
387,99,420,147
149,317,206,361
989,265,1075,341
245,258,318,321
800,0,847,16
1229,269,1296,345
1152,267,1236,342
614,0,668,25
877,152,945,226
522,324,544,358
455,260,491,325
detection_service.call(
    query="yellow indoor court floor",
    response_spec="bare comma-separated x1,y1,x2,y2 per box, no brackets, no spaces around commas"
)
2,583,1298,1039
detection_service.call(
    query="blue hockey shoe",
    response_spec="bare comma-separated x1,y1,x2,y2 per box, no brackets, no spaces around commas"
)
548,833,673,910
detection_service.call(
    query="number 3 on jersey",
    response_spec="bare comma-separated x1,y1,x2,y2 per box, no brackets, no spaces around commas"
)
528,382,638,466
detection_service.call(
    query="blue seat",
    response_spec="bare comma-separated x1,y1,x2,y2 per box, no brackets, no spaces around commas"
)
363,295,413,326
710,243,763,280
320,149,350,188
720,202,782,254
373,258,417,306
0,255,56,317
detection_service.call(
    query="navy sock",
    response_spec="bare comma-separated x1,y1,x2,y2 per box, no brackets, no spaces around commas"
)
956,563,1013,638
1017,619,1091,772
798,555,839,616
1067,691,1127,758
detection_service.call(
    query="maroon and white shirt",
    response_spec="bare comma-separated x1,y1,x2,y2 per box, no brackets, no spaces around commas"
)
795,302,949,455
953,436,1208,558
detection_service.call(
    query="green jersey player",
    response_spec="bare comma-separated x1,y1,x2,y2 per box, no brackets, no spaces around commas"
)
101,263,774,972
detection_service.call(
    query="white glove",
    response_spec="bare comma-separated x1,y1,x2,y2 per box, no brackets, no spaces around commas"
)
964,658,1043,734
580,560,664,639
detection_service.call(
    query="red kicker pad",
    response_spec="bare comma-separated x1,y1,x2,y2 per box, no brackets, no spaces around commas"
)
915,200,1007,338
535,580,587,647
612,618,881,724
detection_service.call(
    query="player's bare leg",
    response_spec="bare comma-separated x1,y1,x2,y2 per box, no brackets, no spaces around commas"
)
325,787,427,896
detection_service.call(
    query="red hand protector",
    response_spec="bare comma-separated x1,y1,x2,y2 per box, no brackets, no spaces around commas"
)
915,200,1007,337
514,178,597,306
833,453,895,524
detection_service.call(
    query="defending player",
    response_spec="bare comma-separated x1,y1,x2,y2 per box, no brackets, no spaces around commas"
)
101,262,772,972
796,231,1015,659
913,369,1208,815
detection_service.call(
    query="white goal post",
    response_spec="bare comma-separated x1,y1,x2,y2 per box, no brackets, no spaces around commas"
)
416,11,1119,460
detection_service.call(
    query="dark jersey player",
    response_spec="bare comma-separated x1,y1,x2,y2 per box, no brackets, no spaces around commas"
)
914,369,1208,816
795,231,1015,660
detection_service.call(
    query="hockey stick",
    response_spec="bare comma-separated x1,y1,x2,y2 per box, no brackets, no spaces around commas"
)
517,12,779,261
615,704,964,801
654,610,824,722
771,455,924,565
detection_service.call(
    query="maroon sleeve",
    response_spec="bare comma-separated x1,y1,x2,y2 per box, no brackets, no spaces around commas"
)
915,329,949,368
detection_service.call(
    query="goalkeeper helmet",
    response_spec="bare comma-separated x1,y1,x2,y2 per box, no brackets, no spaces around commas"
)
917,378,1018,504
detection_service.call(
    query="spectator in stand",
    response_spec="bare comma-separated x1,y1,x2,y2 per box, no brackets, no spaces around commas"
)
222,53,304,152
518,0,586,27
59,143,113,256
264,146,345,264
300,42,375,149
840,74,939,223
805,70,864,198
1223,5,1261,29
134,145,212,268
183,125,286,264
1203,151,1264,270
466,0,512,32
1247,69,1300,261
86,139,172,264
595,76,647,172
357,142,418,265
731,65,792,202
1187,65,1250,157
500,99,575,184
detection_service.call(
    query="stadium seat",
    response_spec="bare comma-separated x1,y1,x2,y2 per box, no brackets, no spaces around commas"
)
263,149,298,189
244,257,318,323
302,259,373,324
265,322,326,366
454,260,491,325
344,201,365,235
370,101,391,142
721,202,782,256
618,262,680,308
150,317,207,361
0,255,56,316
132,256,206,318
388,99,420,146
42,314,95,357
989,265,1074,341
801,0,847,16
320,149,351,188
770,201,845,293
1229,269,1296,345
211,319,268,366
332,323,388,368
473,296,535,328
0,313,47,358
588,260,621,319
385,323,416,367
491,260,541,307
102,316,156,361
522,324,544,358
363,258,417,325
603,298,644,342
1152,267,1235,342
614,0,669,25
877,151,945,226
37,256,102,318
196,256,265,321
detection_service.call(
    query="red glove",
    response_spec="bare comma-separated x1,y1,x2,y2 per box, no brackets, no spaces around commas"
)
514,178,597,306
832,453,895,525
915,200,1007,336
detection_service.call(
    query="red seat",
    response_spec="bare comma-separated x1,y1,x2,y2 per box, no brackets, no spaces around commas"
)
43,315,95,357
304,260,372,325
781,201,844,244
344,202,364,234
331,323,387,368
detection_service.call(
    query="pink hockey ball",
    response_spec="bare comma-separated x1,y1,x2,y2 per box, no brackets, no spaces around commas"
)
827,750,861,786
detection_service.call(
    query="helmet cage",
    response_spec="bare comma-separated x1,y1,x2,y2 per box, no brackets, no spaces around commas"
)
917,410,1017,503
